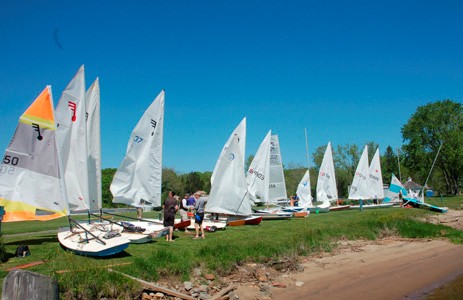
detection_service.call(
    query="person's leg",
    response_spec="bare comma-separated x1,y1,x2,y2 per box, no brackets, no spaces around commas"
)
200,224,205,238
194,223,199,238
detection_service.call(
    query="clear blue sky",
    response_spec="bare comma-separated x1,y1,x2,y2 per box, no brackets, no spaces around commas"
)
1,1,462,173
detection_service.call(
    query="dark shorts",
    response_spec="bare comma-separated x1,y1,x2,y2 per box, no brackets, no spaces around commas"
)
195,212,205,225
164,212,175,227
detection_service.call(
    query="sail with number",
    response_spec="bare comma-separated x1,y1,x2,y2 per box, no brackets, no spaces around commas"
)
55,65,90,211
348,145,370,200
268,135,287,203
0,86,69,221
246,130,271,204
211,117,246,186
110,90,164,208
316,142,338,204
206,135,251,216
368,147,384,200
86,78,102,211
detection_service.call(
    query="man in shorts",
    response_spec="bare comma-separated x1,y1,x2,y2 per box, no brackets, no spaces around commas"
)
193,192,206,239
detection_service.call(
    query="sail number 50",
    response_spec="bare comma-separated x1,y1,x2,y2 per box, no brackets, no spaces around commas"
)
3,155,19,166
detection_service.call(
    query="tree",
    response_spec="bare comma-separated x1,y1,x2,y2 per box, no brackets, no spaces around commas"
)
101,168,117,207
401,100,463,195
381,146,398,183
245,154,254,172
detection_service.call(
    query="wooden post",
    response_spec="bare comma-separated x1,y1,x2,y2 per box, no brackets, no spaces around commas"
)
2,270,59,300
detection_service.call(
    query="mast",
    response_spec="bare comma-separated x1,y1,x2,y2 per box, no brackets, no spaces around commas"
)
422,142,443,201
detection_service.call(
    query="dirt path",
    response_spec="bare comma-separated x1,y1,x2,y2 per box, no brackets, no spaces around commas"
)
231,210,463,299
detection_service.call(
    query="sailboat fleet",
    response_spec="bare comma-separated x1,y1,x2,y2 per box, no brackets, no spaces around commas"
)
0,66,448,257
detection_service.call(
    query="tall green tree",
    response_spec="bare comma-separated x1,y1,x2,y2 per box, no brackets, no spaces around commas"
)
381,146,398,183
401,100,463,194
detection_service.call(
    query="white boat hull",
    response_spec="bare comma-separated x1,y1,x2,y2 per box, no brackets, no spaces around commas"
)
58,223,130,257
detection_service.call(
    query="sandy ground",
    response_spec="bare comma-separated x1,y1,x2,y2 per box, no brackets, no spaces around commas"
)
232,210,463,300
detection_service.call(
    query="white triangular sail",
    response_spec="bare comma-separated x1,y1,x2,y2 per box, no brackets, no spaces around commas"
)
55,65,90,211
86,78,102,211
110,90,164,208
211,117,246,186
368,147,384,200
383,173,408,203
316,142,338,205
348,145,369,200
206,135,251,216
268,135,287,203
296,169,312,208
0,86,69,221
246,130,271,204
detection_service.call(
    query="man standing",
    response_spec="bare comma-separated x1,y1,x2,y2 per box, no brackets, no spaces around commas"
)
163,191,178,242
179,193,191,221
193,192,206,239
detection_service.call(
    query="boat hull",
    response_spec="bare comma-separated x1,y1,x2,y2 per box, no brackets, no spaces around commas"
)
58,225,130,257
244,216,262,225
349,203,394,210
404,198,448,213
329,205,351,211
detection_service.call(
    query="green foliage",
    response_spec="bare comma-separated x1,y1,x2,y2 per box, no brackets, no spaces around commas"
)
402,100,463,195
101,168,117,207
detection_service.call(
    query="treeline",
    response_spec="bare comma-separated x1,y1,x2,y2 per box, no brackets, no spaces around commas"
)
100,143,415,208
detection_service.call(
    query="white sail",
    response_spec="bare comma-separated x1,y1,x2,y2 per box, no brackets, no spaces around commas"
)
296,169,312,208
86,78,102,211
348,145,370,200
246,130,271,204
110,90,164,208
368,147,384,200
0,86,69,221
383,173,408,203
268,135,287,203
206,135,251,216
316,142,338,204
211,117,246,186
55,65,90,211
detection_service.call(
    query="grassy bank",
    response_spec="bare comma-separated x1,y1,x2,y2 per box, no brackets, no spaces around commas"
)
1,198,462,299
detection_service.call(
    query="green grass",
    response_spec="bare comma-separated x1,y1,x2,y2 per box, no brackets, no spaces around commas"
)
1,197,462,299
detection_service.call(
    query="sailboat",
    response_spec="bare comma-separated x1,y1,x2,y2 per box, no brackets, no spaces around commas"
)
111,90,164,209
55,67,130,256
55,65,91,212
85,78,102,211
247,131,293,219
383,173,408,204
0,87,69,222
349,146,393,210
206,123,261,226
246,130,271,205
268,135,288,205
316,142,348,211
109,90,170,242
211,117,246,186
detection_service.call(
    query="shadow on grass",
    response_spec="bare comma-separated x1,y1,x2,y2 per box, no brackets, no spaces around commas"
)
5,236,58,246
